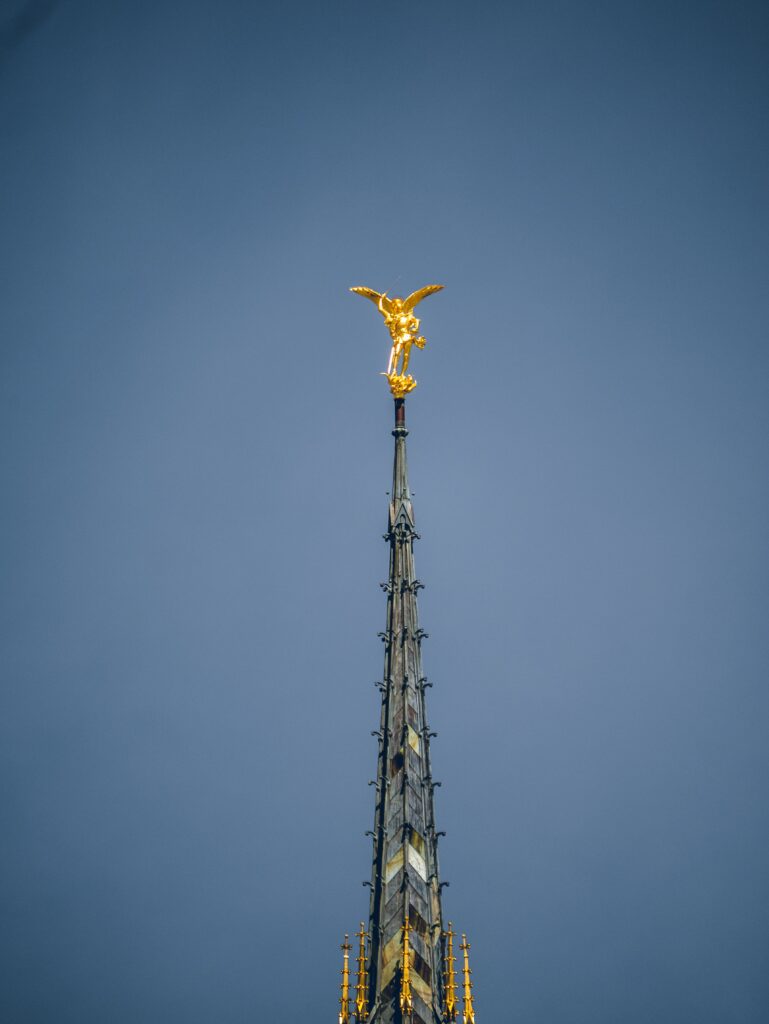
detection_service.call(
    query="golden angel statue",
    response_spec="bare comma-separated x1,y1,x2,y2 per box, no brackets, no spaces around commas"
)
350,284,444,397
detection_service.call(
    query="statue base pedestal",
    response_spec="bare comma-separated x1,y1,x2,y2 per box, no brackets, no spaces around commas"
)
383,373,418,399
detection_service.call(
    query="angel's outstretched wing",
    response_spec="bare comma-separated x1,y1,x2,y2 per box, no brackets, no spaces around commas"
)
350,287,393,314
402,284,444,313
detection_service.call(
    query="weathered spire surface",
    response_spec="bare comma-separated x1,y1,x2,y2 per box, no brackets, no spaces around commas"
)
363,398,446,1024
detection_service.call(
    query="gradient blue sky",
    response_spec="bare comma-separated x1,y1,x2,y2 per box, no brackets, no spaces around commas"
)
1,1,768,1022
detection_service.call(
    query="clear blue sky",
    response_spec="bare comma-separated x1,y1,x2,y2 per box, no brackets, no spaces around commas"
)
1,1,768,1021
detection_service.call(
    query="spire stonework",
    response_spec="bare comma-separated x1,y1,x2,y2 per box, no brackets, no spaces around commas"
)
360,398,446,1024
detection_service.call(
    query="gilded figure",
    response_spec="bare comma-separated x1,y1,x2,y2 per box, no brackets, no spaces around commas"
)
350,284,444,397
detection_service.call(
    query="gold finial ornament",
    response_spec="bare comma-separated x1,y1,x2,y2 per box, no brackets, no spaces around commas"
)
460,935,476,1024
339,934,352,1024
444,922,458,1021
350,284,444,397
355,923,369,1021
399,916,414,1016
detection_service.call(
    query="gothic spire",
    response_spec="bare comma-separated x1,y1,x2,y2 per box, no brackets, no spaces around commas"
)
336,281,481,1022
362,397,447,1024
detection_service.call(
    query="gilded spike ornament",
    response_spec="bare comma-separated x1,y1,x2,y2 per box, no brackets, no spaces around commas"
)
350,283,444,397
339,935,352,1024
460,936,476,1024
444,923,458,1022
399,917,414,1017
355,923,369,1022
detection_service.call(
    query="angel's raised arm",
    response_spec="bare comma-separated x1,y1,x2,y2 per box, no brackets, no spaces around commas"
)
350,287,393,314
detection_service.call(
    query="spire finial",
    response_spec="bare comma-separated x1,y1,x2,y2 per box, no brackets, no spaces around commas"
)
460,934,476,1024
444,922,458,1021
399,916,414,1016
339,934,352,1024
350,283,444,397
354,922,369,1021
